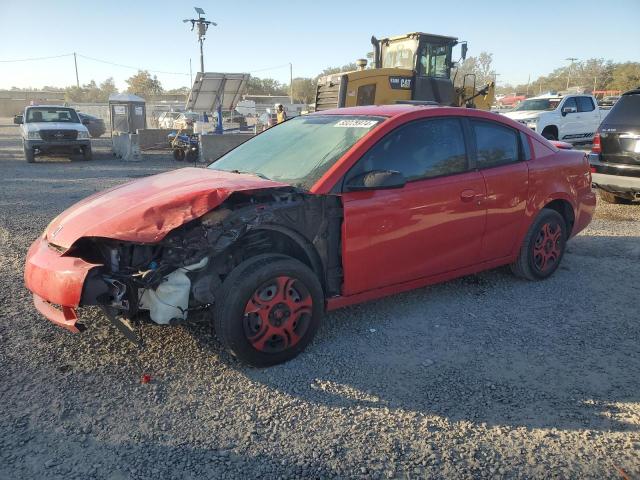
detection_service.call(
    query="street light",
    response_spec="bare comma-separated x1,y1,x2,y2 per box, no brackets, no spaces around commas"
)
565,57,578,90
183,7,217,74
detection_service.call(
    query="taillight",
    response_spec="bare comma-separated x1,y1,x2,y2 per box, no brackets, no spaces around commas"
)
591,132,601,154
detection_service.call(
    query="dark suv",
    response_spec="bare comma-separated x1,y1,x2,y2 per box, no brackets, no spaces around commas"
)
590,88,640,203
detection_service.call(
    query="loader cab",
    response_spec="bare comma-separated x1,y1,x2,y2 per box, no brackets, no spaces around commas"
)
374,33,460,105
377,33,458,78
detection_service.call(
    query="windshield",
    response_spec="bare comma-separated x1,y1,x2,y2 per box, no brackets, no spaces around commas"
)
605,94,640,124
26,107,79,123
381,38,418,69
210,115,384,190
513,99,560,111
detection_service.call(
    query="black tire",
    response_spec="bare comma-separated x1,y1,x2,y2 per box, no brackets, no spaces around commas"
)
173,148,185,161
214,254,324,367
24,145,35,163
511,209,567,281
186,149,198,162
542,129,558,141
599,190,631,205
82,145,93,161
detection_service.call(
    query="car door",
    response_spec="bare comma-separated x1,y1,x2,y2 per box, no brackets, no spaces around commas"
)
339,117,487,295
469,119,530,261
560,96,581,140
576,96,598,140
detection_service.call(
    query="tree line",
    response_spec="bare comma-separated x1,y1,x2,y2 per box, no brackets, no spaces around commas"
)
10,56,639,104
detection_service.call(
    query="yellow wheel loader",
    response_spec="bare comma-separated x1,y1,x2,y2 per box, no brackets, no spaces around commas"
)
315,32,495,111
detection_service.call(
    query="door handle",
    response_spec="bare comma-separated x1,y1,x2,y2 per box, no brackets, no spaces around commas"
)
460,189,476,202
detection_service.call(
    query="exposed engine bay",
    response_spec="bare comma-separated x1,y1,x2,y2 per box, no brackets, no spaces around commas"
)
75,188,343,343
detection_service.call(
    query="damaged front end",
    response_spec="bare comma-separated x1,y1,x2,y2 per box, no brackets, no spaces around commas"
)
72,188,343,343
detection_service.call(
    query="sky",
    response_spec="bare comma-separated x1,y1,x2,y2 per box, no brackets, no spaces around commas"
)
1,0,639,91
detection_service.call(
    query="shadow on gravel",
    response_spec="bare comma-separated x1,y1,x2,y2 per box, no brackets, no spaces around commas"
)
221,235,640,434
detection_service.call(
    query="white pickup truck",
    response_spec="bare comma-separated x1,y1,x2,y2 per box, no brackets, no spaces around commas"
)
14,105,92,163
503,94,605,143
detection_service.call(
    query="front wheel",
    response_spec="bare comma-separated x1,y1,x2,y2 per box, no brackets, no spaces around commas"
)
24,145,35,163
82,145,92,161
511,209,567,281
214,254,324,367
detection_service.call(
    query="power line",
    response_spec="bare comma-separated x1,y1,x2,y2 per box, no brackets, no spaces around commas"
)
0,53,74,63
249,63,290,73
76,54,190,76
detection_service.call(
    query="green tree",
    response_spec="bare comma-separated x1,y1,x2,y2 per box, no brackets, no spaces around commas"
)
246,77,288,96
125,70,163,98
291,77,316,104
453,52,495,87
607,62,640,91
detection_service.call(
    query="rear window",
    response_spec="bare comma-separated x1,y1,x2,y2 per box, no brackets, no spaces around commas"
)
604,94,640,125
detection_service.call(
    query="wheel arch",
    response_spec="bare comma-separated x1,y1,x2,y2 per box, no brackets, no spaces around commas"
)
541,124,559,139
228,225,326,292
541,197,575,238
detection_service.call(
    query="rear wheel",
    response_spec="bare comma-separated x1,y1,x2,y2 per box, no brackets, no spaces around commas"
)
214,254,324,367
599,190,632,204
173,148,185,161
511,209,567,281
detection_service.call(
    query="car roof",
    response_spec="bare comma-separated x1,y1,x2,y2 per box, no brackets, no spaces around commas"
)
314,104,439,117
26,105,75,109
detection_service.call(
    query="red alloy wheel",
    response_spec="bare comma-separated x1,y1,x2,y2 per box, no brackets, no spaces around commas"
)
243,276,313,353
532,222,562,273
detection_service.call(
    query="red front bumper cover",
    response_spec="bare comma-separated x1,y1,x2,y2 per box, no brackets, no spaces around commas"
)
24,236,100,333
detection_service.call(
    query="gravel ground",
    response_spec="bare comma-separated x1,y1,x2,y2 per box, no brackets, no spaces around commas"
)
0,118,638,479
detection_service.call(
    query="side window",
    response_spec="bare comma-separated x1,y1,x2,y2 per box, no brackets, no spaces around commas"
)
563,97,578,111
471,120,520,168
520,131,532,160
348,118,468,182
577,96,595,112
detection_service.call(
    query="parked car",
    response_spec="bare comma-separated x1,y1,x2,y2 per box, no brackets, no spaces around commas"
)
173,111,200,130
590,87,640,204
14,105,92,163
598,95,620,107
503,94,604,143
24,105,595,366
77,112,106,138
158,111,182,129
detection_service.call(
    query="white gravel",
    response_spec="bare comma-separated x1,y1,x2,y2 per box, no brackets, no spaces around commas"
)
0,118,638,479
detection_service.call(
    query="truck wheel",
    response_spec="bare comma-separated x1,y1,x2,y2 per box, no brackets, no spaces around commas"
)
599,190,631,204
214,254,324,367
511,209,567,281
542,129,558,141
24,145,35,163
82,145,93,161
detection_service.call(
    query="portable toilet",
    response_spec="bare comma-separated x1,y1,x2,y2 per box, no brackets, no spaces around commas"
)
108,93,146,134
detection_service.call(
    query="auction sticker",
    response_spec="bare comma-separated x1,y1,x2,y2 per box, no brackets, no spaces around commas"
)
334,119,379,128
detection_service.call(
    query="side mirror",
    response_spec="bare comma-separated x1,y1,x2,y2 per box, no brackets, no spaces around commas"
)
561,106,577,116
346,170,406,191
14,114,23,125
461,42,468,61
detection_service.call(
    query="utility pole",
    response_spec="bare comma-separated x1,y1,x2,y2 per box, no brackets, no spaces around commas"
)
565,57,578,90
189,58,193,86
73,52,79,88
289,63,293,104
183,7,217,74
526,73,531,96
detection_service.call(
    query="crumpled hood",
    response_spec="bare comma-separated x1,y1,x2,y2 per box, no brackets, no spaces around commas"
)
45,168,288,249
502,110,545,121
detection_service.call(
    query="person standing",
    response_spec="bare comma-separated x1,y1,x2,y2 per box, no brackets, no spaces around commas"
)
276,104,287,124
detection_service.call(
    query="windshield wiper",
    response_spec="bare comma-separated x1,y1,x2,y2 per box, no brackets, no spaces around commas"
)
228,169,271,181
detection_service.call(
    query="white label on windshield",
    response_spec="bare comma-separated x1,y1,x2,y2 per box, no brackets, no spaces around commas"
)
334,119,378,128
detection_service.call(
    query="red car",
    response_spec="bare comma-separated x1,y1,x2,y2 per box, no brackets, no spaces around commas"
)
24,105,595,367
